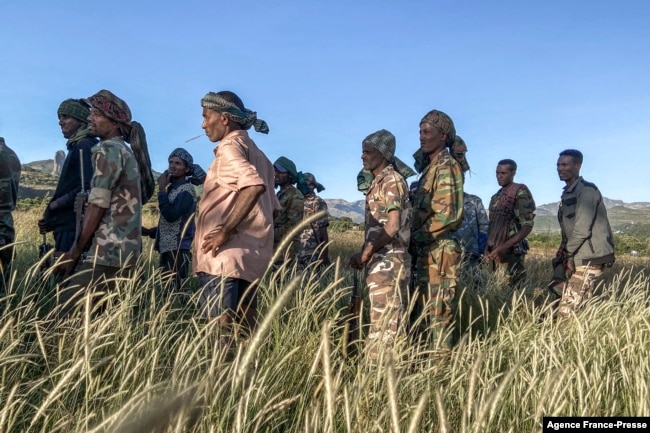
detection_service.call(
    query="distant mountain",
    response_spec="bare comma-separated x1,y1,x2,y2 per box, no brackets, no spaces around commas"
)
17,159,650,232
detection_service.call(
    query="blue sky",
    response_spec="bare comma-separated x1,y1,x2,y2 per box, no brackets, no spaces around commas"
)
1,0,649,208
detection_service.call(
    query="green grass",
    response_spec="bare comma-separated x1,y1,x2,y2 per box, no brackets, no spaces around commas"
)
1,208,649,432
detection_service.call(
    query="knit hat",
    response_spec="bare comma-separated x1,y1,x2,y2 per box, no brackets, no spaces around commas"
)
57,99,90,123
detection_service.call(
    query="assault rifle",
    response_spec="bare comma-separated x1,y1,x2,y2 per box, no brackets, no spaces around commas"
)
38,233,53,270
74,148,89,242
345,269,362,357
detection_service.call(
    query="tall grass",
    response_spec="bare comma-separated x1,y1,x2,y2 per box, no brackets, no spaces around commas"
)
0,208,649,432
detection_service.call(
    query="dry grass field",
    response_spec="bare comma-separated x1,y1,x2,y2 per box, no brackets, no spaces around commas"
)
1,207,649,432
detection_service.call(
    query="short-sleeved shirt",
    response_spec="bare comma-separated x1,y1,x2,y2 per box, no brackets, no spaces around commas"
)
194,130,280,282
411,148,464,247
0,138,21,241
85,137,142,267
365,165,411,265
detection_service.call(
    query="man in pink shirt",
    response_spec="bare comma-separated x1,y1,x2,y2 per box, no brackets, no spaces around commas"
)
195,90,279,344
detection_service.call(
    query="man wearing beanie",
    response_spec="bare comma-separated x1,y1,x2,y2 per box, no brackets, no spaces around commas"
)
195,90,279,347
349,129,413,357
273,156,304,261
410,110,464,350
38,99,96,253
55,90,143,318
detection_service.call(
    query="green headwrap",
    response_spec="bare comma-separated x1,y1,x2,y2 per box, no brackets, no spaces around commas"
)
57,99,90,123
201,92,269,134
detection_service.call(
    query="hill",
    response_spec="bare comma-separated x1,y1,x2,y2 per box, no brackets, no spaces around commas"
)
17,159,650,233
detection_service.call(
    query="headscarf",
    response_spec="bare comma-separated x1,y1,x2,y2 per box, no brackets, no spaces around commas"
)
201,92,269,134
169,147,206,185
274,156,309,195
357,169,374,195
84,89,155,202
57,99,90,123
420,109,456,147
304,172,325,193
362,129,416,179
451,135,470,173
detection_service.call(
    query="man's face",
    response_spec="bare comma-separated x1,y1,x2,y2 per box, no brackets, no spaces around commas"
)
58,115,83,139
419,123,447,156
274,168,291,188
202,107,228,142
168,156,189,179
496,164,515,187
557,155,581,183
87,108,117,139
361,142,385,174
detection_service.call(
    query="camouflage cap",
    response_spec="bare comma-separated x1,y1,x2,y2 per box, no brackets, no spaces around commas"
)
57,99,90,123
420,109,456,147
304,172,325,192
84,89,132,125
451,135,470,173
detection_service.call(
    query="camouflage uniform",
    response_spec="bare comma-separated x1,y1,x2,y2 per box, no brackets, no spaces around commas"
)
555,176,615,318
274,185,304,258
456,193,488,267
364,165,411,349
0,138,21,291
298,192,329,265
486,184,535,287
410,148,464,347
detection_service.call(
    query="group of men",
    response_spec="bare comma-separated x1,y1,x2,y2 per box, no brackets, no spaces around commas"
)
0,92,615,356
349,109,615,354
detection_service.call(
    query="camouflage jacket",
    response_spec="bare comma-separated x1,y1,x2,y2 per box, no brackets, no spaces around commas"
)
456,193,489,256
298,192,329,258
365,165,411,265
487,183,535,252
0,138,21,241
85,137,142,267
411,148,464,247
274,185,304,248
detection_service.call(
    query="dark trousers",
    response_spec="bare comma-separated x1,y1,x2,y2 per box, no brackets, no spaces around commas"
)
56,262,124,319
160,249,191,290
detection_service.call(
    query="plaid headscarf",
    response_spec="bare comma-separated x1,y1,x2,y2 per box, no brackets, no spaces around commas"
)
57,99,89,123
169,147,206,185
420,109,456,147
85,89,155,202
362,129,416,179
201,92,269,134
451,135,470,173
84,89,132,125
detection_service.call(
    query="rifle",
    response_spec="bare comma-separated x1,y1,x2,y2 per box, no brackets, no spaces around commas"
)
345,269,362,356
38,233,53,270
74,148,89,242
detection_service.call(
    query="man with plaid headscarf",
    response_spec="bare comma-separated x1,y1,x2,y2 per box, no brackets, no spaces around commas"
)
349,129,413,357
410,110,464,350
55,90,144,318
38,99,96,253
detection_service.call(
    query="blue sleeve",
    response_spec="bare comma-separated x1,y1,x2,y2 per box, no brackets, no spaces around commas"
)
158,190,194,222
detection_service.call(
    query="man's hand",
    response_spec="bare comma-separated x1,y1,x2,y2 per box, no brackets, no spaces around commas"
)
349,253,364,270
201,228,231,257
485,244,507,262
564,257,576,280
53,251,80,277
38,218,49,235
551,247,567,268
158,171,170,191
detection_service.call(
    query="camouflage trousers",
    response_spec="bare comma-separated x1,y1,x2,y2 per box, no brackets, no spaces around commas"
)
487,252,526,288
411,239,461,348
556,264,604,318
365,254,409,355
